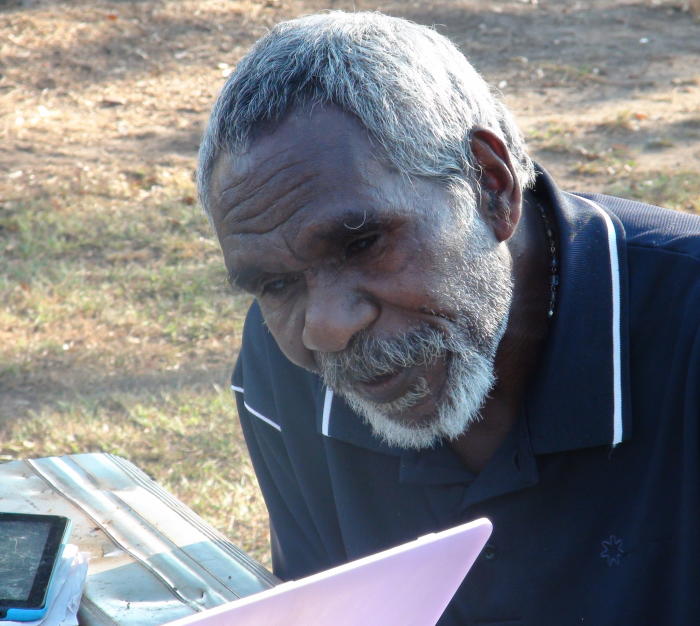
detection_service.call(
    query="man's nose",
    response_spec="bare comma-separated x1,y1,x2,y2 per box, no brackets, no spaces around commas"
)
302,279,378,353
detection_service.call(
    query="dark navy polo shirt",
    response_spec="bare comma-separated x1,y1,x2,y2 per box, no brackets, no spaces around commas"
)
231,170,700,625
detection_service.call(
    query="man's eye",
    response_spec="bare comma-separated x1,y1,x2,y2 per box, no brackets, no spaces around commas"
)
261,276,296,296
346,234,379,257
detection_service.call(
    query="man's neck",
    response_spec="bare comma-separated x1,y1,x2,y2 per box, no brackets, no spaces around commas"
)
449,191,553,473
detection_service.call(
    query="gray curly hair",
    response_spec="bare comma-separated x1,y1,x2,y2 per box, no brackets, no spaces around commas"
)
197,11,535,219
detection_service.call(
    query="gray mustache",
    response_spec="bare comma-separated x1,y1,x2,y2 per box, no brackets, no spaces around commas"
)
317,323,451,389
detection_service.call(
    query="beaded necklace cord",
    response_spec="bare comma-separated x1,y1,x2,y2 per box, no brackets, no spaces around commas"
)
536,203,559,318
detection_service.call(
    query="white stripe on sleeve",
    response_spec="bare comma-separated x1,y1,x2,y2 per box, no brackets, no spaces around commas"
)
230,385,282,432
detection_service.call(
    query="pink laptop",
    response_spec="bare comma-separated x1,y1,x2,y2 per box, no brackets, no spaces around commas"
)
166,518,492,626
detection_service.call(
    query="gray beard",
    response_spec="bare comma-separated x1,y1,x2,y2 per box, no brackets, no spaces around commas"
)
317,213,513,450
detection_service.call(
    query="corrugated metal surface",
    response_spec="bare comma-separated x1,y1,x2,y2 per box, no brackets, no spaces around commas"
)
0,453,277,625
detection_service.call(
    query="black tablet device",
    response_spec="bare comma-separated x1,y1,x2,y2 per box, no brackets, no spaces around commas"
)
0,513,72,622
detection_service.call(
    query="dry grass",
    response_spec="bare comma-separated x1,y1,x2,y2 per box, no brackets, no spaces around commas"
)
0,384,270,564
1,0,288,568
0,160,264,557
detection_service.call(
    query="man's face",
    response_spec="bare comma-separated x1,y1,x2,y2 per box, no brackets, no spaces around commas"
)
210,107,513,448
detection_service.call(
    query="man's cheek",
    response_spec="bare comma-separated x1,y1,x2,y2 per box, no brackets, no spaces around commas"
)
262,305,317,371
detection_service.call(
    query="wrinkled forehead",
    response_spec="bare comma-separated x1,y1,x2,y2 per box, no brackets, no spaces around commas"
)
208,107,401,231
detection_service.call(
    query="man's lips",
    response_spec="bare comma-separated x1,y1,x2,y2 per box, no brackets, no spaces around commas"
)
352,366,418,404
350,353,451,411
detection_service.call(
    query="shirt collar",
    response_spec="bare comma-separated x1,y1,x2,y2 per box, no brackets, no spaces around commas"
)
319,168,632,456
524,167,631,454
317,387,404,456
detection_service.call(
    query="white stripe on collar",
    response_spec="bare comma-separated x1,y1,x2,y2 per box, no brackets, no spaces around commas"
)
321,388,333,437
577,196,624,446
230,385,282,432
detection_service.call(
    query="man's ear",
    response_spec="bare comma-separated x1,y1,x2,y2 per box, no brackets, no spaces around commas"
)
470,128,522,242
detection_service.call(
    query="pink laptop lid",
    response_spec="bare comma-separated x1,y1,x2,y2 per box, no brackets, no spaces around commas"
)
166,518,492,626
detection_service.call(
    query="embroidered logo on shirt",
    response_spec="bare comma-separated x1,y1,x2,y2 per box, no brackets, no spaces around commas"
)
600,535,624,566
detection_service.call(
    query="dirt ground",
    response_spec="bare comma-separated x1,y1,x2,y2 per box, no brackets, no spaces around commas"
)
3,0,700,183
1,0,699,558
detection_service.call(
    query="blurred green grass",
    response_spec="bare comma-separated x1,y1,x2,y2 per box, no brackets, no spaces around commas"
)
1,165,266,564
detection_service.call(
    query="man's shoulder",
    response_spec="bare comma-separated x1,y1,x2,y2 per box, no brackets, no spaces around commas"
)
239,300,270,356
575,192,700,262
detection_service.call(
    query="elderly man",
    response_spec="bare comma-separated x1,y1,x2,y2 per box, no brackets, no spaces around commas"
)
198,12,700,625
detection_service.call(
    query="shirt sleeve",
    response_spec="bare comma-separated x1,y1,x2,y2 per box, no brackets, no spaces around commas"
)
234,390,332,579
232,302,343,580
